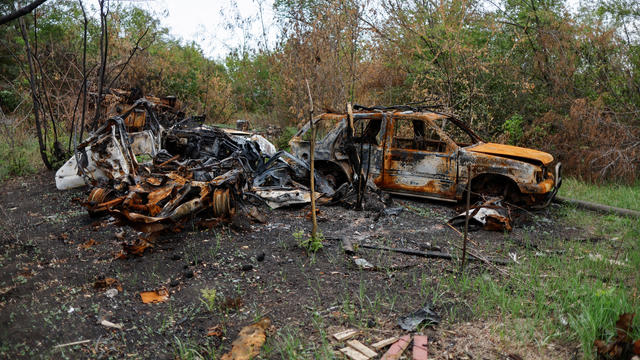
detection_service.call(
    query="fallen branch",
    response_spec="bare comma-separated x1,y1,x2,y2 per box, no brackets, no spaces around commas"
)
360,244,511,265
554,196,640,218
0,0,48,26
53,339,91,348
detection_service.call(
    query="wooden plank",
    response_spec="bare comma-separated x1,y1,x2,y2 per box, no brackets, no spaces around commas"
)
381,334,411,360
333,329,359,341
53,339,91,348
347,340,377,358
371,336,399,350
340,346,369,360
412,335,428,360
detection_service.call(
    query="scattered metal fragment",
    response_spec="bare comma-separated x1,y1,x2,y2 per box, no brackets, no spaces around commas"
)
139,288,169,304
78,239,98,249
397,305,440,331
93,277,122,292
354,258,375,270
448,198,513,232
207,324,223,337
383,207,404,217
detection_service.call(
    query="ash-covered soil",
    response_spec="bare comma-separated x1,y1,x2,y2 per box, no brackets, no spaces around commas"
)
0,172,577,359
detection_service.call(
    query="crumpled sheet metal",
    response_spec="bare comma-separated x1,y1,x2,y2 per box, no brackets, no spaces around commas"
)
84,154,244,233
254,189,321,209
56,118,142,190
65,112,338,234
448,198,513,232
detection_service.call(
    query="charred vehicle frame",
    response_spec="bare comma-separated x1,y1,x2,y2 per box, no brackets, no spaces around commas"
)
289,109,562,208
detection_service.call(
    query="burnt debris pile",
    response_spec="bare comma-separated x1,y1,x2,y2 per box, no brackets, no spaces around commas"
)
56,92,378,234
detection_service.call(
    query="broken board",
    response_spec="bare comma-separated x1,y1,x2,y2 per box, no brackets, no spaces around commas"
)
333,329,359,341
340,346,369,360
371,337,399,350
347,340,377,358
381,334,411,360
412,335,428,360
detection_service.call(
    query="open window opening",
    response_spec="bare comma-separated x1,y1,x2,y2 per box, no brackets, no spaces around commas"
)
392,118,448,152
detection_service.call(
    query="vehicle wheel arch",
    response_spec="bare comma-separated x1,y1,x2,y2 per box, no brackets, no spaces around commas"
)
468,172,523,202
313,160,351,188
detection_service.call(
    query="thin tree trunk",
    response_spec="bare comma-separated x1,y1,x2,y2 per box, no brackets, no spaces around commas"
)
93,0,109,129
305,79,318,240
17,15,51,169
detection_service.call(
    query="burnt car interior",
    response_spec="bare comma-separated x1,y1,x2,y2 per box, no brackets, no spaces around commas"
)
390,116,481,152
392,118,448,152
352,118,382,145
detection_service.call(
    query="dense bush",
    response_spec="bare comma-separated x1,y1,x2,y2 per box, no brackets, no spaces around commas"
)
1,0,638,182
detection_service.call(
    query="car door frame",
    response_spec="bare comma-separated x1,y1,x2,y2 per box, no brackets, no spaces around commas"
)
380,114,459,201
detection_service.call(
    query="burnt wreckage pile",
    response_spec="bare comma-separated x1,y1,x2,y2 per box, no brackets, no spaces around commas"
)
55,95,375,234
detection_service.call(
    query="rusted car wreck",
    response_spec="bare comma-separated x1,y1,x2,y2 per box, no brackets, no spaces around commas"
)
55,91,344,238
55,89,561,241
289,106,561,207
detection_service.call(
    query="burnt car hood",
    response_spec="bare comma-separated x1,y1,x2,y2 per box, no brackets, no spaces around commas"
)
467,143,554,166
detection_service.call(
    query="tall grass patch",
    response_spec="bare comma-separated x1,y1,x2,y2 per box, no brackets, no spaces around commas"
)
436,194,640,358
559,177,640,211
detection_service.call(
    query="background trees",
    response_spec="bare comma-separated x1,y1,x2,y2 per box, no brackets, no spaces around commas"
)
1,0,638,182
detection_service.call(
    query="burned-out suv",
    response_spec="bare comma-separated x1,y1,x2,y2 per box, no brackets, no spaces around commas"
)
289,110,561,207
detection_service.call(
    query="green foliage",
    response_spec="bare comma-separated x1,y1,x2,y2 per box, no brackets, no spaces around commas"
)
199,288,217,312
275,126,298,151
0,138,38,180
3,0,640,183
438,198,640,358
0,90,21,113
559,177,640,211
225,51,280,114
293,229,324,254
502,114,525,145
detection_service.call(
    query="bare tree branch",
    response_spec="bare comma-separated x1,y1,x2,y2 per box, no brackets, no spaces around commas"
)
108,26,151,89
0,0,47,26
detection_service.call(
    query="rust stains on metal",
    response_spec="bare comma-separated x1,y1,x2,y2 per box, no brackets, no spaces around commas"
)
289,108,561,207
467,143,554,165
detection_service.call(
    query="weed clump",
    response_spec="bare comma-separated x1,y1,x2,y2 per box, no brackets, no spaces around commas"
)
293,229,324,254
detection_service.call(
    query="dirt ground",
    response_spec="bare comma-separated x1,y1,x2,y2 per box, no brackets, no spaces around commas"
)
0,171,577,359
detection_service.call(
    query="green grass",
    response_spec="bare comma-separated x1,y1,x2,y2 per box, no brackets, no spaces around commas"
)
275,126,298,151
559,177,640,211
432,187,640,358
0,137,40,180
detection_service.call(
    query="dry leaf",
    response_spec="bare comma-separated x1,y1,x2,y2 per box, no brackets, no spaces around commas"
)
616,313,635,342
220,318,271,360
140,288,169,304
79,239,98,249
207,325,223,337
94,277,123,292
121,239,153,256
